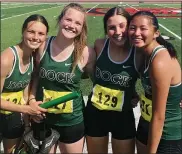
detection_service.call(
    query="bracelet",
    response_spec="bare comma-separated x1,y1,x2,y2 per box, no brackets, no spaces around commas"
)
28,97,36,103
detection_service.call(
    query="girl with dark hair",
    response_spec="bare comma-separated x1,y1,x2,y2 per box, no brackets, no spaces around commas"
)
84,7,143,153
128,10,182,154
0,14,48,154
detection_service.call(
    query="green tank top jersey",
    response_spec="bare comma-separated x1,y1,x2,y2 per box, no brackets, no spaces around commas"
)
1,46,33,114
141,45,182,140
90,39,139,111
3,46,33,92
37,36,84,126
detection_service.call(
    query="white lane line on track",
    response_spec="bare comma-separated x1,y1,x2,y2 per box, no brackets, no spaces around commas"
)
1,5,64,21
154,4,178,9
86,4,100,13
1,3,99,21
2,4,40,10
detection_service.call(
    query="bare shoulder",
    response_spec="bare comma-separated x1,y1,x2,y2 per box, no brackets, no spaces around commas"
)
150,49,172,80
94,38,106,56
82,45,96,65
152,49,171,69
81,45,96,76
1,48,14,72
151,49,181,83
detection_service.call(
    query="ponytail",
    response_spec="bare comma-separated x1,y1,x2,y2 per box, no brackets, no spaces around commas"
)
156,35,177,58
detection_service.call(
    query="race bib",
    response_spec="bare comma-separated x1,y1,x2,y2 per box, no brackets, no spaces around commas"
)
140,94,152,122
91,84,124,111
43,89,73,114
1,91,25,114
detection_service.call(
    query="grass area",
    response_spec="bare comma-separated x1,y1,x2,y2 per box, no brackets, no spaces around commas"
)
1,4,59,19
1,2,181,96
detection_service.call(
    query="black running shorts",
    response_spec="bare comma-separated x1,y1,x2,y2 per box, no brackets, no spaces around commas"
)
157,139,182,153
0,112,24,139
84,102,136,140
47,121,85,143
136,117,149,145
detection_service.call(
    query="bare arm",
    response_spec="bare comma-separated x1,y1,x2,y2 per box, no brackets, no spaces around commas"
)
28,42,48,123
0,48,46,115
131,48,144,107
28,43,47,109
83,46,96,81
94,38,106,58
0,49,29,113
28,56,40,103
147,52,171,153
0,49,22,111
84,39,106,81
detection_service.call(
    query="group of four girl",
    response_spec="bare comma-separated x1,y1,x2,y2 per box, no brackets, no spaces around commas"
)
1,2,181,154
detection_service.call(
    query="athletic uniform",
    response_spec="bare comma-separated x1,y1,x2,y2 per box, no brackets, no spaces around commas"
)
36,36,85,143
0,46,33,139
85,39,139,139
136,45,182,153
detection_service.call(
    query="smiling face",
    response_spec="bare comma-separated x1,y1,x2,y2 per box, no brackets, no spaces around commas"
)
128,15,159,48
59,8,84,39
107,15,128,46
23,21,47,50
